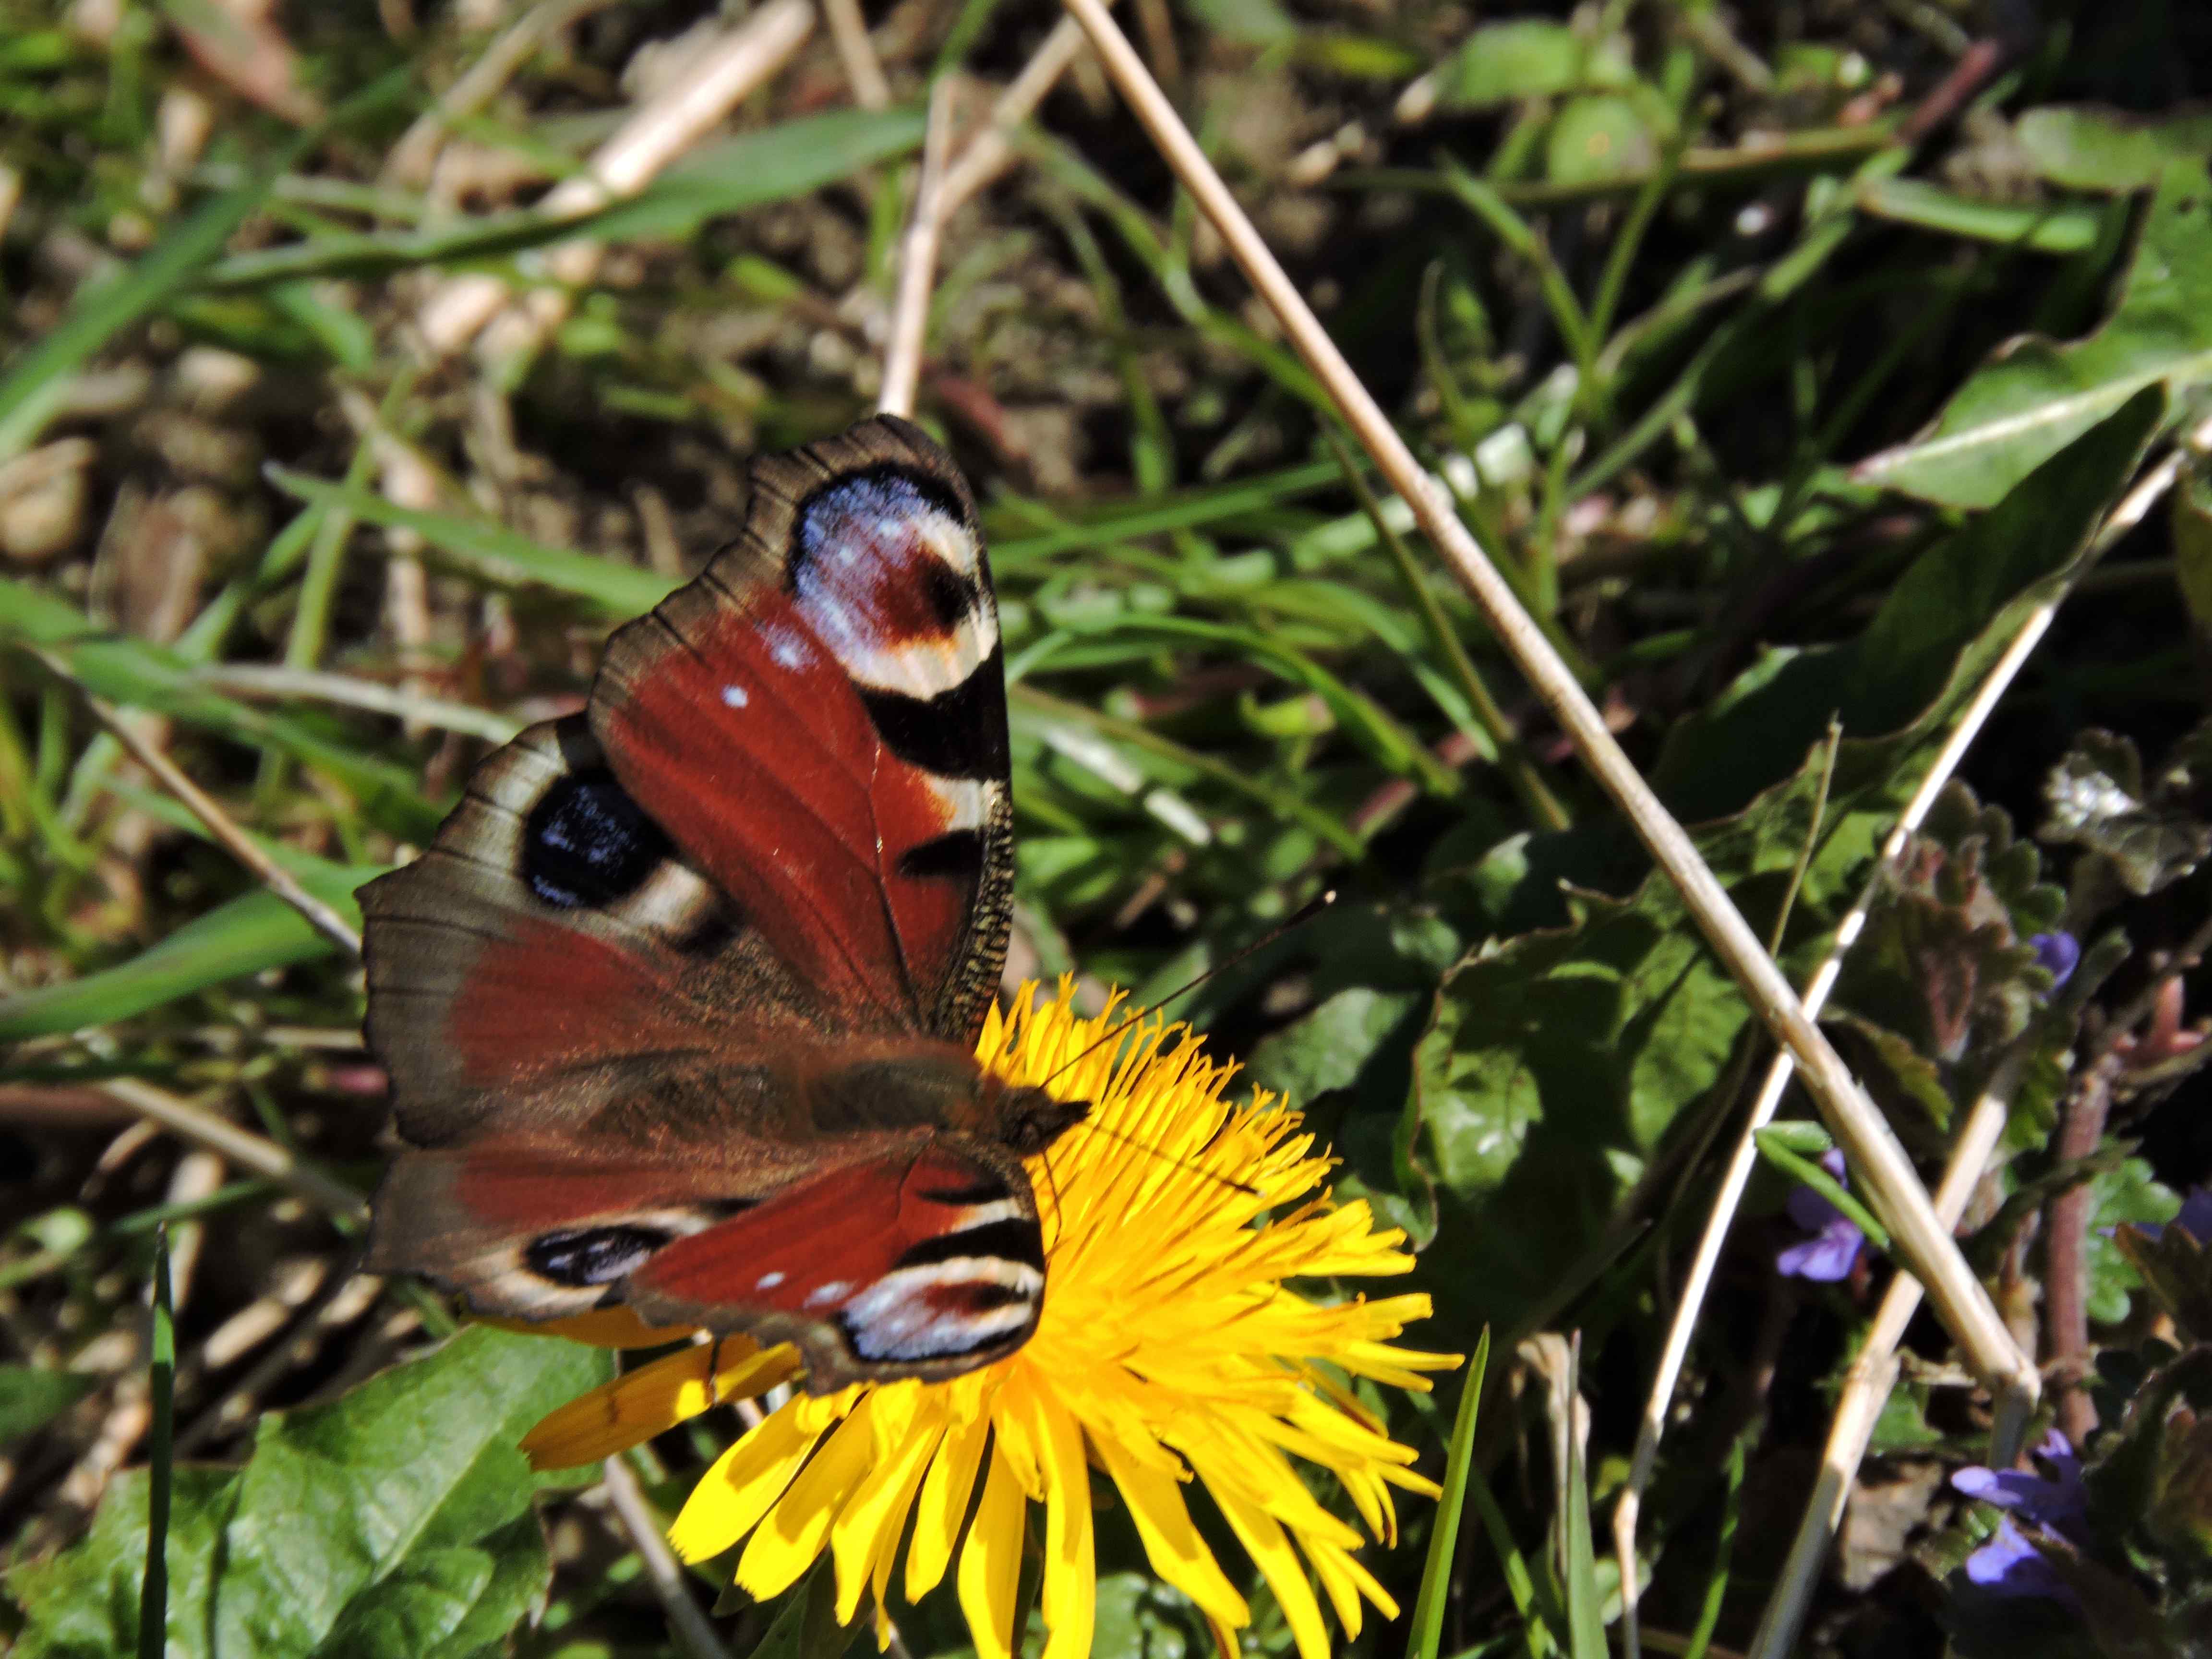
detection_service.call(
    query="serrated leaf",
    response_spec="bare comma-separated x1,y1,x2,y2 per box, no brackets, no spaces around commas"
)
1856,163,2212,507
2042,729,2212,896
7,1328,611,1659
2115,1224,2212,1343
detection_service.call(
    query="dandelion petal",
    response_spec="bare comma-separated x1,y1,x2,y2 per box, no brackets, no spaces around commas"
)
1034,1397,1097,1659
1090,1433,1250,1629
1212,1481,1332,1659
958,1449,1028,1659
738,1403,878,1599
671,1402,834,1564
832,1406,946,1623
907,1405,992,1600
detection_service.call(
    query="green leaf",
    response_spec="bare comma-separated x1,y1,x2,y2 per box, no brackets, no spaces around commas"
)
1856,163,2212,507
2086,1157,2181,1326
0,866,384,1042
0,1365,97,1445
2173,455,2212,633
1428,19,1595,110
11,1328,611,1658
2042,728,2212,897
2016,105,2212,192
8,1468,237,1659
1407,737,1861,1336
1853,177,2105,254
1662,386,2163,819
1545,93,1655,187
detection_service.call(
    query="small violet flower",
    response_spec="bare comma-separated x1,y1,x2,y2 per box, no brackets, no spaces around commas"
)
1950,1430,2087,1605
1776,1149,1866,1282
2030,932,2080,992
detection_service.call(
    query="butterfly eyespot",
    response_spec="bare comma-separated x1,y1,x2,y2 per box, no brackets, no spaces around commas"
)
525,1225,671,1286
522,770,672,908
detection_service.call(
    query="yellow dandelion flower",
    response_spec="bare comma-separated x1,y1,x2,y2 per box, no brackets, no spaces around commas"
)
518,980,1458,1659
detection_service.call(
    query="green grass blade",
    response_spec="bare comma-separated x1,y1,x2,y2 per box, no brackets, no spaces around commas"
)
1752,1128,1892,1253
1680,1436,1747,1659
136,1224,174,1659
1407,1326,1491,1659
1465,1460,1560,1659
1561,1337,1605,1659
266,468,675,617
0,69,408,460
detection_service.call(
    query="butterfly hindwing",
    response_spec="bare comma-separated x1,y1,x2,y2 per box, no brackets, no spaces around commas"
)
369,1134,1045,1386
590,414,1014,1042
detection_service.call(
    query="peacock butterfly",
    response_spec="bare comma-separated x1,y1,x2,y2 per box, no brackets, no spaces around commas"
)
360,416,1088,1391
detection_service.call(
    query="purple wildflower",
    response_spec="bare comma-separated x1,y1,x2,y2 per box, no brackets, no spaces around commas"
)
2136,1184,2212,1245
1950,1430,2087,1605
1776,1149,1866,1282
2030,932,2081,991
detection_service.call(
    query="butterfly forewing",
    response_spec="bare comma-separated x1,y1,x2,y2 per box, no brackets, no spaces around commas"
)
359,418,1041,1391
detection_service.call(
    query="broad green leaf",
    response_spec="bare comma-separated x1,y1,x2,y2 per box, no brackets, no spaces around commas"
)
1663,387,2163,819
1856,165,2212,506
2174,455,2212,632
1429,19,1601,110
0,866,382,1042
1546,93,1654,186
0,1365,98,1444
2089,1158,2183,1326
1406,736,1868,1338
2017,105,2212,192
8,1329,607,1658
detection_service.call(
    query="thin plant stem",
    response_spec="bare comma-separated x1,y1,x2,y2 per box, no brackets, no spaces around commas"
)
1056,0,2037,1439
603,1454,735,1659
54,677,364,955
96,1077,369,1225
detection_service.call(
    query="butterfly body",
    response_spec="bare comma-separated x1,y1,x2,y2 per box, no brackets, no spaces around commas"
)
361,418,1082,1390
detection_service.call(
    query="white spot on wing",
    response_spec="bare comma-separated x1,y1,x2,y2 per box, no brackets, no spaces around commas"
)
721,684,750,708
806,1279,854,1308
756,1271,785,1290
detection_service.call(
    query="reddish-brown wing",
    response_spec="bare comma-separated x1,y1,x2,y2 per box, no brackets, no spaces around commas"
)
359,418,1034,1386
591,414,1013,1042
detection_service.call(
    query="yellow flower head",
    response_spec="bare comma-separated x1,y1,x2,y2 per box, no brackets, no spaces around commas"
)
520,980,1457,1659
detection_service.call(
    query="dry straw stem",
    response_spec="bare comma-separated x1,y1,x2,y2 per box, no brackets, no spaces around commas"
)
1057,0,2036,1426
61,680,364,956
1617,412,2212,1659
822,0,892,110
1611,610,2050,1659
1746,1048,2023,1659
415,0,816,359
601,1455,735,1659
94,1077,369,1226
878,17,1089,420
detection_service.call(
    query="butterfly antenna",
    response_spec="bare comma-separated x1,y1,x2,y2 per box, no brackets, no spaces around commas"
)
1037,1143,1067,1247
1037,889,1337,1092
1077,1118,1261,1197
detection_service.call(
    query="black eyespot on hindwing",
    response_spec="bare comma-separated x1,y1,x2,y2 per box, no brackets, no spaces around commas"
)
525,1225,671,1286
860,651,1009,781
522,770,671,908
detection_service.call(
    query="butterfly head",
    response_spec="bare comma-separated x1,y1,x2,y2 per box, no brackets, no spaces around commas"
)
981,1080,1091,1158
